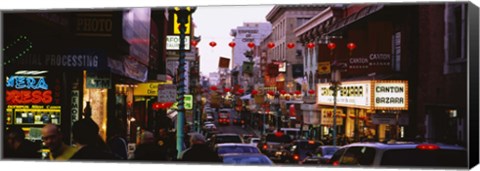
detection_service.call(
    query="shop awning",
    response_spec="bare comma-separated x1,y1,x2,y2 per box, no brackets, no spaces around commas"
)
327,5,384,34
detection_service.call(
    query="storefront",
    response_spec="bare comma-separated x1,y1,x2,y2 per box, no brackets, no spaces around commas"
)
316,80,408,142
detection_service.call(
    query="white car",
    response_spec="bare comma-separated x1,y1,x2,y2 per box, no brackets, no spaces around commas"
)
249,138,261,146
329,142,467,168
203,123,217,130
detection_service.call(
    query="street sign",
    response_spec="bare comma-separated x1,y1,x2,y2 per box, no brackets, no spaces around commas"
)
158,84,177,103
166,35,190,51
170,94,194,110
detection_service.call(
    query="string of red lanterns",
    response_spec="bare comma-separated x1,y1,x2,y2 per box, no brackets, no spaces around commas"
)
247,42,255,48
209,41,217,47
228,42,236,48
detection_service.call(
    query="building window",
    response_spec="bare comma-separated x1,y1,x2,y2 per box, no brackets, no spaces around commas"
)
391,32,401,72
444,3,467,74
297,17,311,27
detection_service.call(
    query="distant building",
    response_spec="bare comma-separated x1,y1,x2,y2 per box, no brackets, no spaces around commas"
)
208,72,220,86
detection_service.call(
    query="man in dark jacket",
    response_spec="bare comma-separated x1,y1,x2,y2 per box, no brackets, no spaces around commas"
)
70,118,118,160
4,126,41,159
179,133,221,163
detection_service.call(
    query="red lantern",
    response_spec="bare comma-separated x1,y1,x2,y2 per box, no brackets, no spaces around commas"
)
224,88,231,93
295,90,301,95
228,42,236,48
267,42,275,49
280,90,287,95
191,40,198,47
327,42,336,50
287,42,295,49
347,42,356,51
210,86,218,91
267,90,275,96
307,42,315,49
308,89,315,95
247,42,255,48
209,41,217,47
237,89,244,94
252,90,258,95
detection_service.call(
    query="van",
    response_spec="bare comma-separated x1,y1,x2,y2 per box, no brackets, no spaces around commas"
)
279,128,307,140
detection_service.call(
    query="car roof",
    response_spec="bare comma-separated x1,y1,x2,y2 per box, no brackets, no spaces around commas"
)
215,133,240,136
215,143,257,147
342,142,466,151
220,153,267,157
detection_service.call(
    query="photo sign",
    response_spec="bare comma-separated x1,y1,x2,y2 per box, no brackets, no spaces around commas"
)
317,81,372,109
158,84,177,103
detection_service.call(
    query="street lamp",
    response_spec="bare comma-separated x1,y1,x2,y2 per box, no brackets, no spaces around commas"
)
328,41,356,146
174,6,196,159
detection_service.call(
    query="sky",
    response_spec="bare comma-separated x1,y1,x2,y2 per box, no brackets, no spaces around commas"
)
192,5,274,77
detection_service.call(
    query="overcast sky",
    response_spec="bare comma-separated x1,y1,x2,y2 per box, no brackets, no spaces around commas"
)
193,5,274,77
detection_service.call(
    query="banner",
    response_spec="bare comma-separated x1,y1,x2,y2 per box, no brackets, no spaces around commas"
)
292,64,304,78
242,61,254,74
318,61,331,75
219,57,230,68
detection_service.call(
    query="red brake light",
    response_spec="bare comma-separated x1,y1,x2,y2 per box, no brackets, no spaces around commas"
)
274,131,284,137
263,144,268,150
417,144,440,150
332,161,339,166
293,154,300,160
308,140,315,144
241,120,245,124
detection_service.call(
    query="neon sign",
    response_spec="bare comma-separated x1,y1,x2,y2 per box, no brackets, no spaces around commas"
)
6,76,52,105
6,76,48,90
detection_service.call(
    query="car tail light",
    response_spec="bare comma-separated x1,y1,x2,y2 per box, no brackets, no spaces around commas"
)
241,120,245,124
308,140,315,144
332,161,339,166
263,144,268,150
293,154,300,160
417,144,440,150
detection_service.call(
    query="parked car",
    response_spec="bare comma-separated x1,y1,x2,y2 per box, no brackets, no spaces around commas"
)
214,143,261,155
221,153,274,165
208,133,243,149
280,139,324,164
257,133,293,162
328,142,467,168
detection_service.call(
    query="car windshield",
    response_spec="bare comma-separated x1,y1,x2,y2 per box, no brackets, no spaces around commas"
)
216,136,242,143
380,149,467,167
266,134,291,143
321,147,339,156
217,146,260,154
223,155,272,165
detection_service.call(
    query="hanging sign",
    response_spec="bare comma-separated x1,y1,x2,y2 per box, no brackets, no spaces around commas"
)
317,81,372,109
373,81,408,110
166,35,190,51
158,84,177,103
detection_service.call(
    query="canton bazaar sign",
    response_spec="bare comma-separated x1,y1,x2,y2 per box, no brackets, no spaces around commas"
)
316,80,408,110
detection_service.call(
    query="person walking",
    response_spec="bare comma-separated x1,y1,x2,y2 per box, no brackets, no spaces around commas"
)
107,120,128,160
179,133,221,163
70,118,118,160
5,126,41,159
41,124,78,160
156,128,176,161
133,130,167,161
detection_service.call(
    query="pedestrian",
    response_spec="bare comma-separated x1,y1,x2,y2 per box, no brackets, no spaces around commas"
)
133,130,167,161
70,118,118,160
107,120,128,160
41,124,78,160
179,133,222,163
156,128,176,161
5,125,41,159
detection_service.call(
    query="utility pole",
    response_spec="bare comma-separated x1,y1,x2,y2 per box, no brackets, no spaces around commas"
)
174,7,195,159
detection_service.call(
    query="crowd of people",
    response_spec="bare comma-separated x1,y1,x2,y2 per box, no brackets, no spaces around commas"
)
3,116,222,163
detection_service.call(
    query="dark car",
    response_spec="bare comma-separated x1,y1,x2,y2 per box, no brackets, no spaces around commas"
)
312,145,340,164
280,139,324,164
328,142,467,168
257,133,293,162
